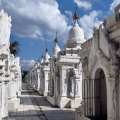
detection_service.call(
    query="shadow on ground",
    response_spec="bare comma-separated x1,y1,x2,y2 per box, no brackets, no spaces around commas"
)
9,109,75,120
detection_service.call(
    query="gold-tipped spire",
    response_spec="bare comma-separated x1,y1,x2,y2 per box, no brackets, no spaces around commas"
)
45,48,48,52
54,32,58,43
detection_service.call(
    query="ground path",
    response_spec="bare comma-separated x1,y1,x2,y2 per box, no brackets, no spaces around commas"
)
9,83,75,120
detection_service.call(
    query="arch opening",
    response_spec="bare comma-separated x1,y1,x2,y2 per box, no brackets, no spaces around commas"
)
94,68,107,120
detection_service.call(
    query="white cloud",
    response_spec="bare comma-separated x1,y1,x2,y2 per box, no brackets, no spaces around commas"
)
110,0,120,11
65,10,72,18
0,0,68,40
21,59,35,70
74,0,92,10
80,10,102,39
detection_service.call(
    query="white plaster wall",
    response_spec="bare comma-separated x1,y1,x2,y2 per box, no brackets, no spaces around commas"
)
99,25,110,58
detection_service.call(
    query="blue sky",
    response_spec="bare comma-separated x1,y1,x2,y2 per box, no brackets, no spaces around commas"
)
0,0,119,70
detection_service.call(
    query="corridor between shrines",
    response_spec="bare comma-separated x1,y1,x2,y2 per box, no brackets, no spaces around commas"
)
8,83,75,120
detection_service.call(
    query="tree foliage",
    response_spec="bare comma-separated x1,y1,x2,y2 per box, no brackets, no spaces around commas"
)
10,41,19,56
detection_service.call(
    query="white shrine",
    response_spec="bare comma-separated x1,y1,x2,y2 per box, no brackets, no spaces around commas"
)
42,48,50,96
8,55,21,111
0,10,22,119
26,11,85,109
0,10,12,119
27,48,51,97
47,12,85,108
37,49,51,96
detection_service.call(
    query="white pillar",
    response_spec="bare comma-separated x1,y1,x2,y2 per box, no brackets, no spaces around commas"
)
44,70,49,96
37,70,40,91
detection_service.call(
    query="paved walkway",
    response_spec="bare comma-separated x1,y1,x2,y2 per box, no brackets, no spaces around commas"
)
9,83,75,120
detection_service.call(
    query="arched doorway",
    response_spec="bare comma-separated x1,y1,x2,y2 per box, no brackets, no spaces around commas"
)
94,68,107,120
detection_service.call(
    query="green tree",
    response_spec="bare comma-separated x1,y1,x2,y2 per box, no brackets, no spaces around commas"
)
22,70,28,83
10,41,19,56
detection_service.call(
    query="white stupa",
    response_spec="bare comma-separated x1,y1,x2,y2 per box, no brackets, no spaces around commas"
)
66,11,85,48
